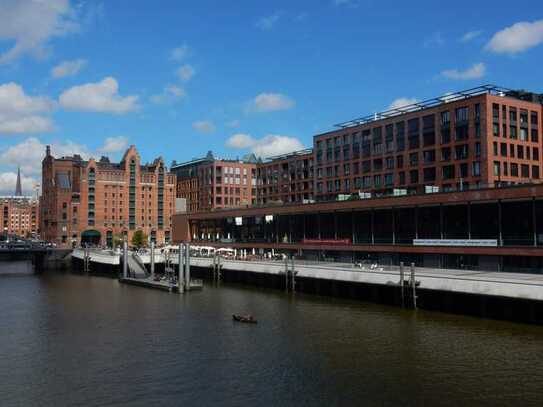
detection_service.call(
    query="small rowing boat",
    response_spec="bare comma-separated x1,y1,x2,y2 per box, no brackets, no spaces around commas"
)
232,314,257,324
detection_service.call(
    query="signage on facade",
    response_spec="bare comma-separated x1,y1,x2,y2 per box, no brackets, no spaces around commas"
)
413,239,498,247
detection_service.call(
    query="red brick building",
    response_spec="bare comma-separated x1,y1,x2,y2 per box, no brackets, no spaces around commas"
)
41,145,176,247
171,151,258,212
314,85,543,200
1,197,39,238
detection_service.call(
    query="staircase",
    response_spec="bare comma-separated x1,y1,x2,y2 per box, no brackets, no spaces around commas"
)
127,253,149,278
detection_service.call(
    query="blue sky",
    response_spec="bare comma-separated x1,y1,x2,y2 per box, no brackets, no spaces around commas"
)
1,0,543,194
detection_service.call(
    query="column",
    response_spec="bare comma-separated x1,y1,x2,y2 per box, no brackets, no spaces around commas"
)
467,202,472,240
497,200,503,246
532,198,537,247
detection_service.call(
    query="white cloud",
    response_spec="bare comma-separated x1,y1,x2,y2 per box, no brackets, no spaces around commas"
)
0,137,90,176
192,121,215,134
0,82,55,135
486,19,543,54
59,77,140,114
226,133,254,149
170,44,190,61
226,133,304,158
256,14,280,30
441,62,486,80
247,93,295,113
0,0,79,64
150,84,186,104
176,64,195,81
388,97,419,110
0,171,38,195
98,136,128,154
51,58,87,78
460,30,482,43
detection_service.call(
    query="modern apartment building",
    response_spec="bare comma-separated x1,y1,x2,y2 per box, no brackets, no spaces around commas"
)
171,151,258,212
314,85,543,200
41,145,176,247
1,196,39,238
256,149,314,205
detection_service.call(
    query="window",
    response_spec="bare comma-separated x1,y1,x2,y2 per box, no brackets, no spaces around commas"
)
503,162,508,176
533,147,539,161
409,170,419,184
517,145,524,159
441,111,450,126
396,155,404,168
409,152,418,166
475,142,481,157
343,163,350,176
533,166,540,179
408,118,419,149
374,174,381,188
384,173,393,186
456,107,469,122
474,104,480,120
472,161,481,177
423,150,435,164
500,143,507,157
510,144,515,157
442,165,455,179
455,144,469,160
493,142,498,155
493,123,499,137
510,108,517,123
492,104,499,120
520,128,528,141
460,163,468,178
531,111,539,125
441,147,451,161
511,163,518,177
493,161,500,177
423,167,436,182
386,156,394,169
520,110,528,125
521,164,529,178
396,122,405,151
532,129,539,143
373,158,383,171
510,126,517,139
399,171,406,185
362,160,371,173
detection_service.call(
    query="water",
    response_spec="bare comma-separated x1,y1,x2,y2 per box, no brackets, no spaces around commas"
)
1,261,543,406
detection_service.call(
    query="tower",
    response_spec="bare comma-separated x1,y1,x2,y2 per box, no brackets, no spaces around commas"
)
15,167,22,196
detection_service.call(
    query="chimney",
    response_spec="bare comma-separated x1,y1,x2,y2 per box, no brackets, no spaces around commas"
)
46,145,51,157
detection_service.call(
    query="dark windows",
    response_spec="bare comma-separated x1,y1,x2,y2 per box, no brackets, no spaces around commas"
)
517,145,524,159
373,158,383,171
409,152,418,166
533,165,540,179
510,108,517,123
492,104,499,120
493,161,500,177
441,147,451,161
423,150,435,164
511,163,518,177
396,155,404,168
475,142,481,157
408,118,420,149
460,163,468,178
510,126,517,139
455,144,469,160
510,144,515,157
531,111,539,125
472,161,481,177
423,167,436,182
500,143,507,157
396,122,405,152
384,173,393,186
385,124,394,152
362,160,371,173
520,110,528,125
493,123,499,137
521,164,529,178
409,169,419,184
440,111,450,126
386,156,394,169
455,106,469,123
399,171,406,185
531,129,539,143
442,165,455,179
533,147,539,161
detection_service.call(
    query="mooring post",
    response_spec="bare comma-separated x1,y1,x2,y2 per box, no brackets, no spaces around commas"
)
400,261,405,308
178,243,184,293
285,256,289,292
185,243,191,291
291,256,295,293
410,262,417,309
150,241,155,280
122,240,128,279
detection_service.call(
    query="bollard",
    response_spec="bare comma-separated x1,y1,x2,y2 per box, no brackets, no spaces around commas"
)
150,241,155,280
291,256,295,293
410,262,417,309
399,262,405,308
178,243,184,293
185,243,191,291
285,257,289,292
123,240,128,279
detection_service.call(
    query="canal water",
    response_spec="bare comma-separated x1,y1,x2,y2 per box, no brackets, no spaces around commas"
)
1,261,543,406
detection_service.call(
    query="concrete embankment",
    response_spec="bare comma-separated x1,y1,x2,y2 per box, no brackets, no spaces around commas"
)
188,257,543,325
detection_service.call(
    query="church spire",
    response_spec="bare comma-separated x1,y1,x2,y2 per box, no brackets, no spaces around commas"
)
15,166,22,196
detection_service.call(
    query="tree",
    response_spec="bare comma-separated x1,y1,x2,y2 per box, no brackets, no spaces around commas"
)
131,230,148,249
113,233,124,248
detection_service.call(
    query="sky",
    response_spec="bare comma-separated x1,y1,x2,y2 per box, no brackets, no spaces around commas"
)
1,0,543,195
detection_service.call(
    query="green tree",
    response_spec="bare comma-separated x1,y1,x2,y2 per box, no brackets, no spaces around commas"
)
131,230,148,248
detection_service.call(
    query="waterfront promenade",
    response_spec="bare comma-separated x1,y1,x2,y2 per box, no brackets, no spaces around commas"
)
188,257,543,301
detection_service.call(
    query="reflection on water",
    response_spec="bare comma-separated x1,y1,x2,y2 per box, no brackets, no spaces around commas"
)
1,261,543,406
